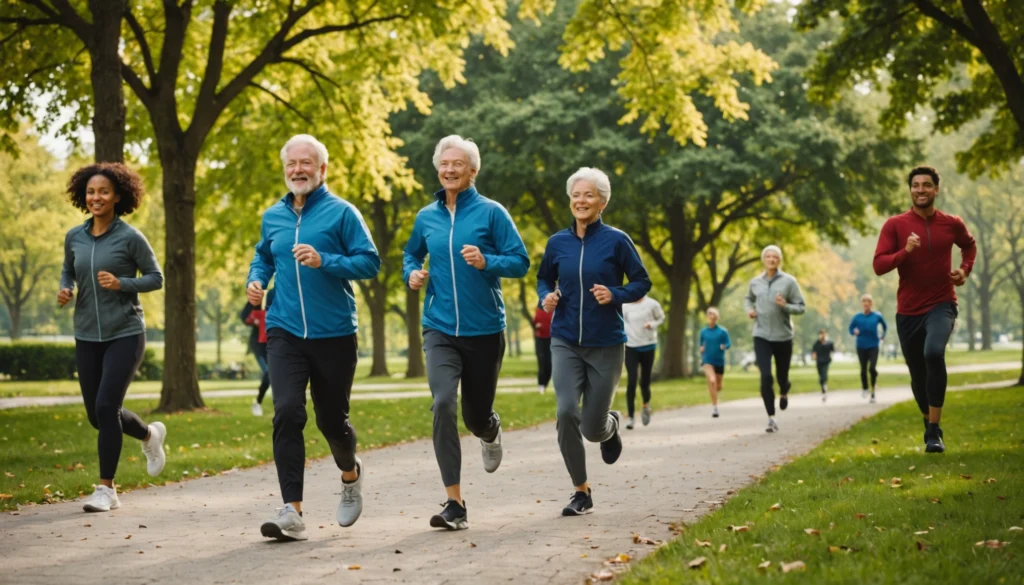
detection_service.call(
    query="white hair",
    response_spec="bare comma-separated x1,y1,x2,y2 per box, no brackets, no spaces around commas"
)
862,293,874,302
706,306,720,317
566,167,612,203
280,134,329,166
432,135,481,176
761,244,783,263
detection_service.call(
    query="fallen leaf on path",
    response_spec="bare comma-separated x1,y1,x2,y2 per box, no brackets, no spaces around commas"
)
854,513,867,519
632,534,661,545
923,475,933,479
726,525,749,532
916,541,929,551
975,540,1007,549
891,477,902,485
984,478,997,484
804,529,820,536
3,472,12,478
890,484,903,489
688,557,707,569
914,531,929,535
840,477,854,485
875,527,887,532
0,494,12,500
781,561,806,573
604,554,631,565
469,543,477,548
908,466,916,471
930,499,941,504
668,521,686,534
695,539,712,548
997,496,1006,500
581,554,588,558
346,565,361,570
590,569,615,581
828,546,840,553
960,474,972,480
757,561,771,571
769,503,782,511
1008,527,1023,532
719,544,727,552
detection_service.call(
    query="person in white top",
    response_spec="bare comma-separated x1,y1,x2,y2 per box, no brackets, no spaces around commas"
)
621,296,665,429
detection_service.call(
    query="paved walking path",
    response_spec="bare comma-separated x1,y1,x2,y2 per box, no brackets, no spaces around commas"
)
0,381,1011,585
0,363,1019,410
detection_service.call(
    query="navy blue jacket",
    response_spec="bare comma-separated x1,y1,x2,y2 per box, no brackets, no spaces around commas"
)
849,311,888,350
247,184,380,339
537,219,651,347
403,186,529,337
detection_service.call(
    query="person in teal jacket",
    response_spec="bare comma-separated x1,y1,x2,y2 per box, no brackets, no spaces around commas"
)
403,134,530,531
849,293,888,403
247,135,380,542
58,162,167,514
699,307,732,419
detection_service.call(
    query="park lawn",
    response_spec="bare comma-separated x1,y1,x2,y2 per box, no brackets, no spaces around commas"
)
619,386,1024,585
0,367,1017,511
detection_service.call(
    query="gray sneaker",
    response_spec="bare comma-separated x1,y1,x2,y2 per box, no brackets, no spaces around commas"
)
261,503,307,541
641,405,652,426
337,457,363,527
481,426,503,473
625,416,635,430
766,418,779,433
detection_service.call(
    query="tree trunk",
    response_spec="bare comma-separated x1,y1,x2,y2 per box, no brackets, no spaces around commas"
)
6,302,21,340
215,303,222,366
405,287,424,378
156,152,203,412
1018,290,1024,387
979,284,993,350
966,283,976,351
662,263,693,378
86,0,126,163
368,279,389,377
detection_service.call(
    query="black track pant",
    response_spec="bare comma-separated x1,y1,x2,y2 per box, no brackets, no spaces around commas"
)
896,302,957,415
535,336,552,388
816,362,830,389
267,328,358,504
624,347,655,418
753,337,792,417
857,347,879,390
253,342,271,403
76,333,148,480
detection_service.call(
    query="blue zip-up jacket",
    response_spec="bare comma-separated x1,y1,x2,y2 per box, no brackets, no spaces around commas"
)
700,325,732,367
247,184,380,339
537,219,651,347
849,311,888,350
403,186,530,337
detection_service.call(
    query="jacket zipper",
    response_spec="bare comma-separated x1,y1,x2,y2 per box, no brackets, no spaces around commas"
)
90,238,102,341
578,237,586,345
290,207,308,339
448,204,460,336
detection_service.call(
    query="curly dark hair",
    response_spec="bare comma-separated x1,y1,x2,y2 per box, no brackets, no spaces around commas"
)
907,165,940,188
66,162,146,216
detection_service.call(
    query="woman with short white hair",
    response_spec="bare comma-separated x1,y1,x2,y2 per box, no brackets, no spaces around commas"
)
537,166,651,517
403,134,529,531
744,245,806,433
849,292,888,403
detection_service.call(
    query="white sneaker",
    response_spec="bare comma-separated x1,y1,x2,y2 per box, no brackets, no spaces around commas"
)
862,389,869,399
481,426,503,473
82,485,120,513
870,394,877,404
538,385,545,394
822,391,828,403
766,418,778,433
261,504,307,541
141,422,167,476
712,407,720,418
251,401,263,416
337,457,363,527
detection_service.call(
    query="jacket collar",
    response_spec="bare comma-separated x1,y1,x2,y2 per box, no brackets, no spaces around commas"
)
570,217,604,239
83,216,123,239
283,183,329,211
434,185,479,207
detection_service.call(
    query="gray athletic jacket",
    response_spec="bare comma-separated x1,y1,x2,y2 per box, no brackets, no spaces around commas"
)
744,269,806,342
60,218,163,342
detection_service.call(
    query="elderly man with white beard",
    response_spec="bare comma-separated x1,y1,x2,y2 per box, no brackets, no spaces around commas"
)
246,134,381,542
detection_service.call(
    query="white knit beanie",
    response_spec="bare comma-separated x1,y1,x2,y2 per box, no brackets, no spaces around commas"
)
761,244,783,263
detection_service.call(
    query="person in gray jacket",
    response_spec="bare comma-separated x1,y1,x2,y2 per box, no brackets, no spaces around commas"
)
744,245,806,433
58,163,167,513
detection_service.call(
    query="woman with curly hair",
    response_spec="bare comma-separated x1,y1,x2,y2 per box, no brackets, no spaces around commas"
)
58,162,168,513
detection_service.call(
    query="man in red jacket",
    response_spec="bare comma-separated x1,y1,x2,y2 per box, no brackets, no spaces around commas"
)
873,166,976,454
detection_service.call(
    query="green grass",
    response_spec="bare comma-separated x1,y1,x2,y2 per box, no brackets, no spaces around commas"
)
620,387,1024,585
0,366,1017,511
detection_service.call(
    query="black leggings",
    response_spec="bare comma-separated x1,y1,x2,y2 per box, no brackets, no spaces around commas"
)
267,328,358,504
76,334,148,480
253,342,271,404
897,303,957,414
535,336,552,388
816,362,830,389
753,337,792,416
624,347,654,417
857,347,879,390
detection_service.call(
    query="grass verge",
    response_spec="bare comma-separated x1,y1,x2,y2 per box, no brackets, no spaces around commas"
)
619,386,1024,585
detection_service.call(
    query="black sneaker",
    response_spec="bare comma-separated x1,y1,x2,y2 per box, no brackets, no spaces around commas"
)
779,394,789,411
429,499,468,530
600,411,623,464
561,489,594,516
925,423,945,454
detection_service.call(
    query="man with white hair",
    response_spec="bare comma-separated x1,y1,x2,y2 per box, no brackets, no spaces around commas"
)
247,134,381,541
744,244,806,433
403,135,529,530
849,293,888,403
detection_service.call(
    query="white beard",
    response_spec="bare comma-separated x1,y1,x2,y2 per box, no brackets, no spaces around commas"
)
286,173,322,197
